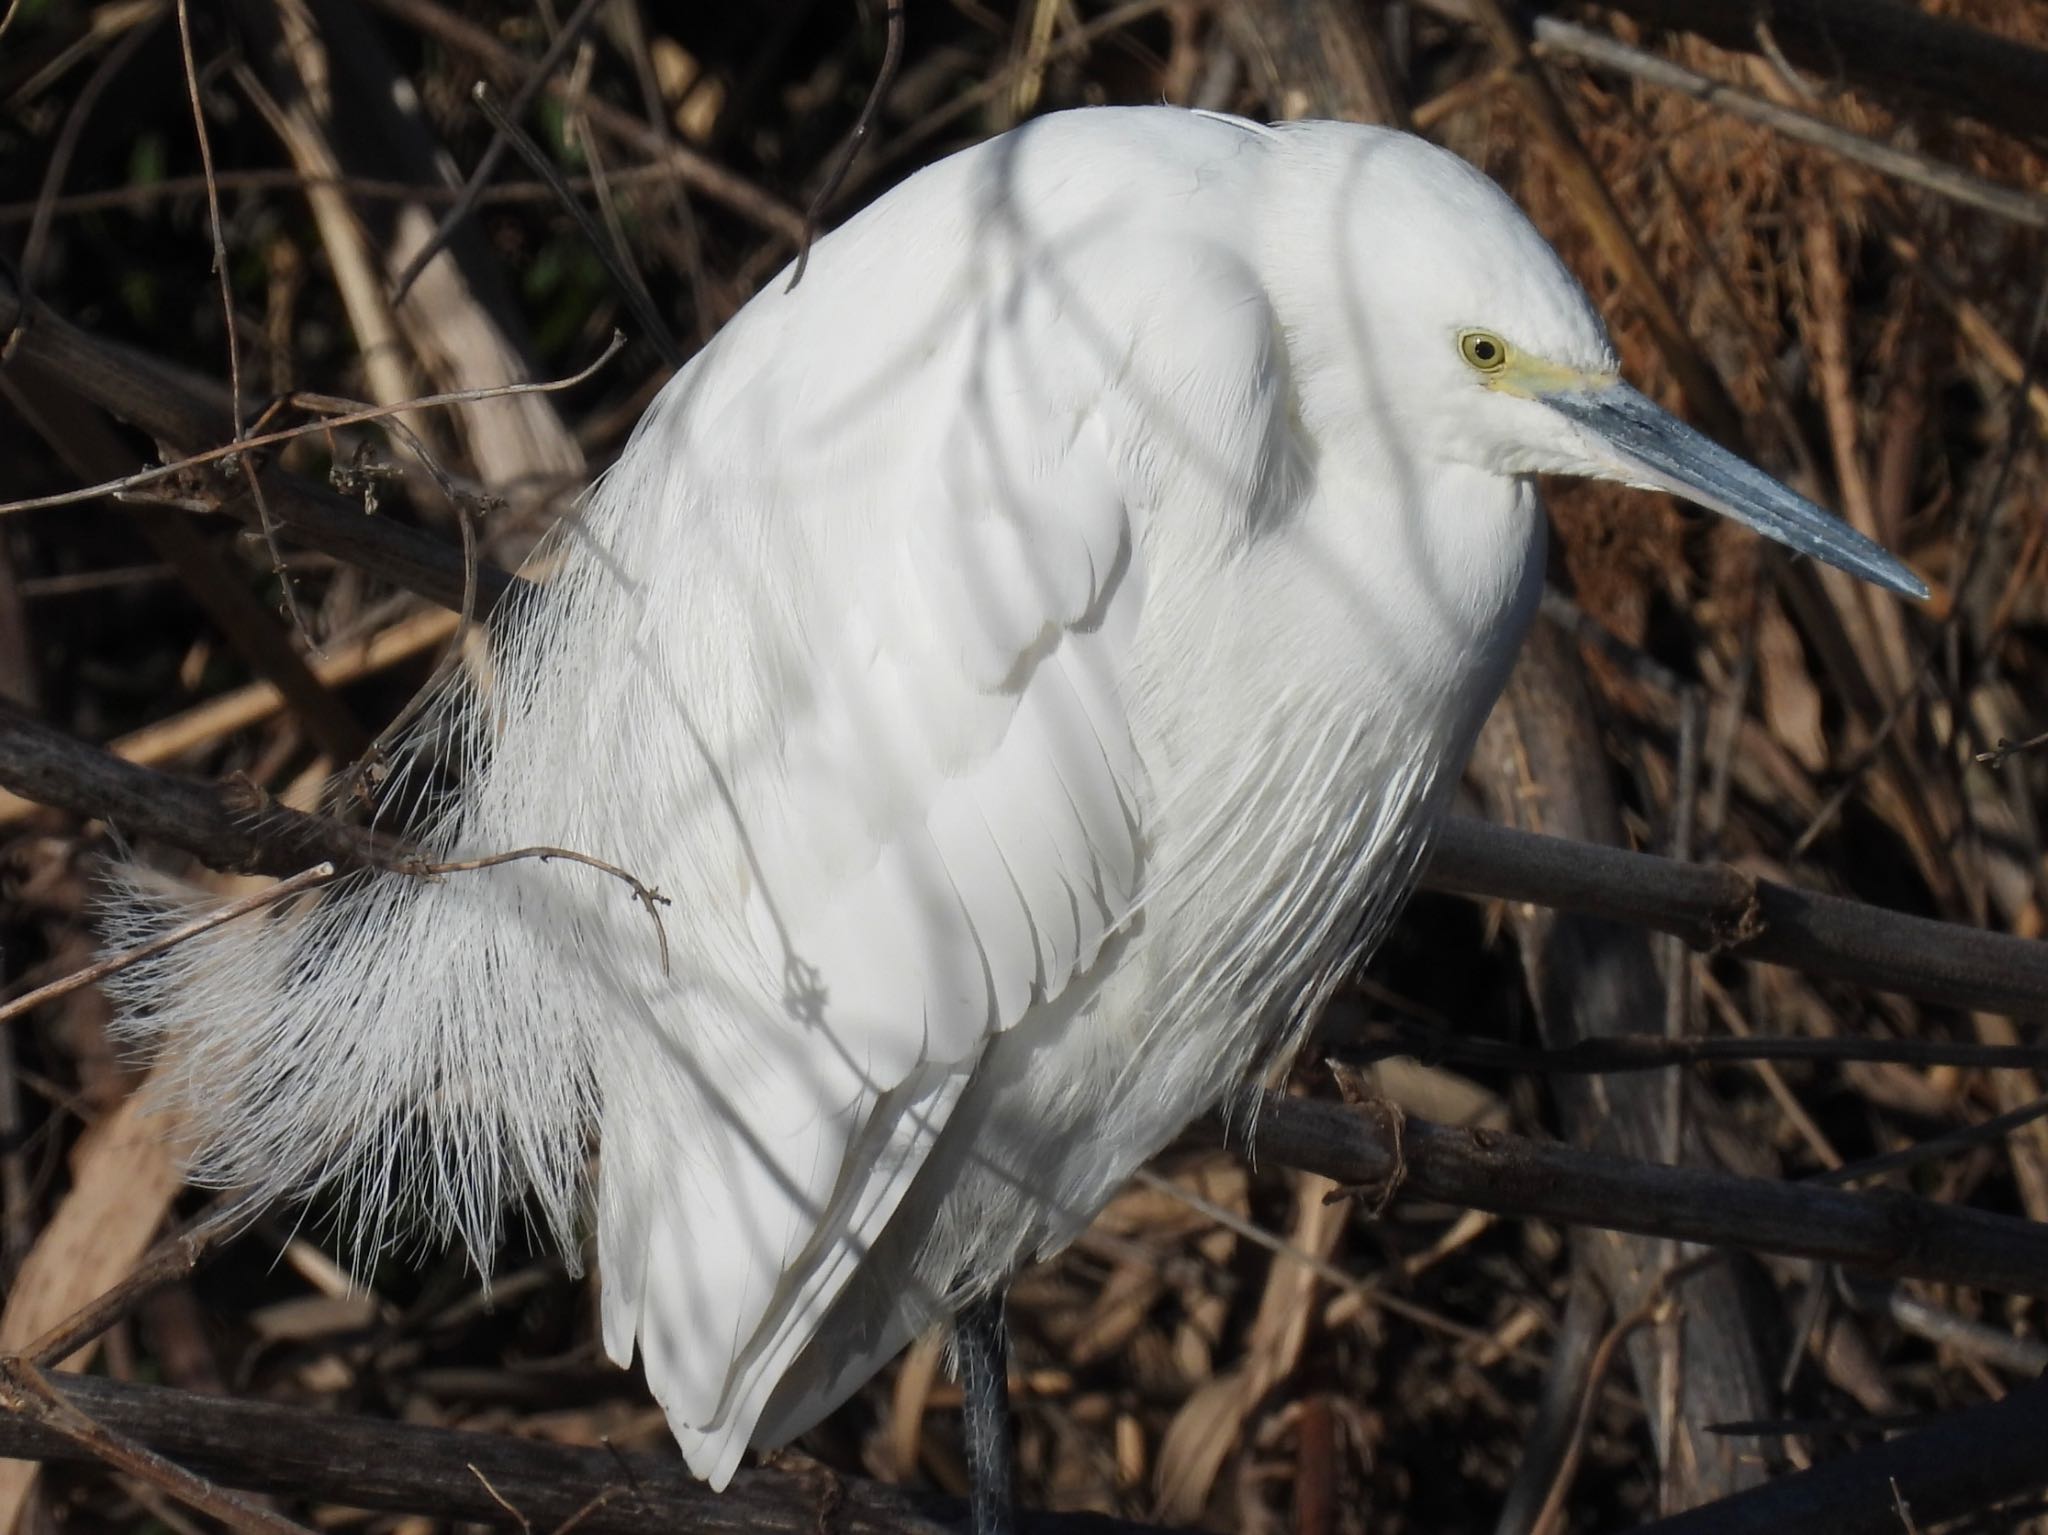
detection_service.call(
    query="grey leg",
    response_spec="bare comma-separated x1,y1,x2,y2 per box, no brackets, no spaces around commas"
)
955,1288,1014,1535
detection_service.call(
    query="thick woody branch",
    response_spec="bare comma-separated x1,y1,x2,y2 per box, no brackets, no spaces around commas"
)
3,1363,2045,1535
1625,1370,2048,1535
1245,1096,2048,1298
0,702,402,878
1422,815,2048,1022
0,1373,1157,1535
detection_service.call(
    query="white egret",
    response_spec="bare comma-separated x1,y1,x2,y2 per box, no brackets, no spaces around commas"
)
110,106,1921,1531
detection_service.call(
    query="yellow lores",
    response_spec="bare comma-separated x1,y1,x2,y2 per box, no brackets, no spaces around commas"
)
1459,326,1611,399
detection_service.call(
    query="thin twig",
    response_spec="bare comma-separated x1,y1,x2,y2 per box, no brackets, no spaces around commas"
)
567,65,660,361
1841,1275,2048,1377
549,1484,621,1535
21,1198,254,1370
343,491,486,788
787,0,906,292
411,846,672,974
388,0,612,304
176,0,316,648
1528,1274,1691,1535
1810,1096,2048,1189
0,864,338,1030
1975,728,2048,768
469,1463,534,1534
469,83,683,368
0,333,624,518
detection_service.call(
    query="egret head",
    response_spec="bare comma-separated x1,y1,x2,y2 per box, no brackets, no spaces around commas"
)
1279,123,1925,600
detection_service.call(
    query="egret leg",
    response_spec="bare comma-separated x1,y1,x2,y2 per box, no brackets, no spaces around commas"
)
955,1289,1015,1535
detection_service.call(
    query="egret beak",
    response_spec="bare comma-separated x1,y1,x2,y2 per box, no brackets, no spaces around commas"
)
1544,382,1928,601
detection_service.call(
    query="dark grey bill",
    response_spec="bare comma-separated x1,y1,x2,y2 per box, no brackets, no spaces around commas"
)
1547,383,1928,601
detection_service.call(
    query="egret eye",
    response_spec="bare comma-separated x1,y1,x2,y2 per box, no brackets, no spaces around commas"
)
1459,330,1509,373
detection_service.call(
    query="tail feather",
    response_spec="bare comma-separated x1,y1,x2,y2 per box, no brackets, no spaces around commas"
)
102,853,608,1274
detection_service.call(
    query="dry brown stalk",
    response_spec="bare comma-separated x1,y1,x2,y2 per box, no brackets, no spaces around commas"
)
1529,19,2048,232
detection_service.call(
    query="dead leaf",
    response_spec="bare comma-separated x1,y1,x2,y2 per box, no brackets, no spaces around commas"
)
1152,1171,1349,1524
0,1083,182,1529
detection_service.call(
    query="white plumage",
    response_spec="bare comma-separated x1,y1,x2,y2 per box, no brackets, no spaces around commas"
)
107,105,1920,1488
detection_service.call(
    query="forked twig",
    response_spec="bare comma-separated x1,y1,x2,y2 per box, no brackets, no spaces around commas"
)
410,846,673,974
470,1462,534,1534
1975,727,2048,767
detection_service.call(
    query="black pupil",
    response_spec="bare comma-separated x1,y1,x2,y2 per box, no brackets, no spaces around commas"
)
1474,339,1498,361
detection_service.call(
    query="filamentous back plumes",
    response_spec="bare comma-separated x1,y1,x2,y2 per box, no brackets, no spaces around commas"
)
108,105,1923,1491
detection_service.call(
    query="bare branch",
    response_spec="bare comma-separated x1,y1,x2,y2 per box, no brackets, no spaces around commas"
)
1334,1013,2048,1076
1623,1370,2048,1535
6,703,2047,1021
0,333,625,518
0,1372,1161,1535
1245,1095,2048,1297
1422,815,2048,1022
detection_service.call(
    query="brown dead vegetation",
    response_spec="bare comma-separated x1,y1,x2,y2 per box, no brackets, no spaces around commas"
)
2,1,2047,1531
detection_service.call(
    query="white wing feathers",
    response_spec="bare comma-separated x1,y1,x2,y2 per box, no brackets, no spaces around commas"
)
105,109,1300,1494
597,373,1146,1482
